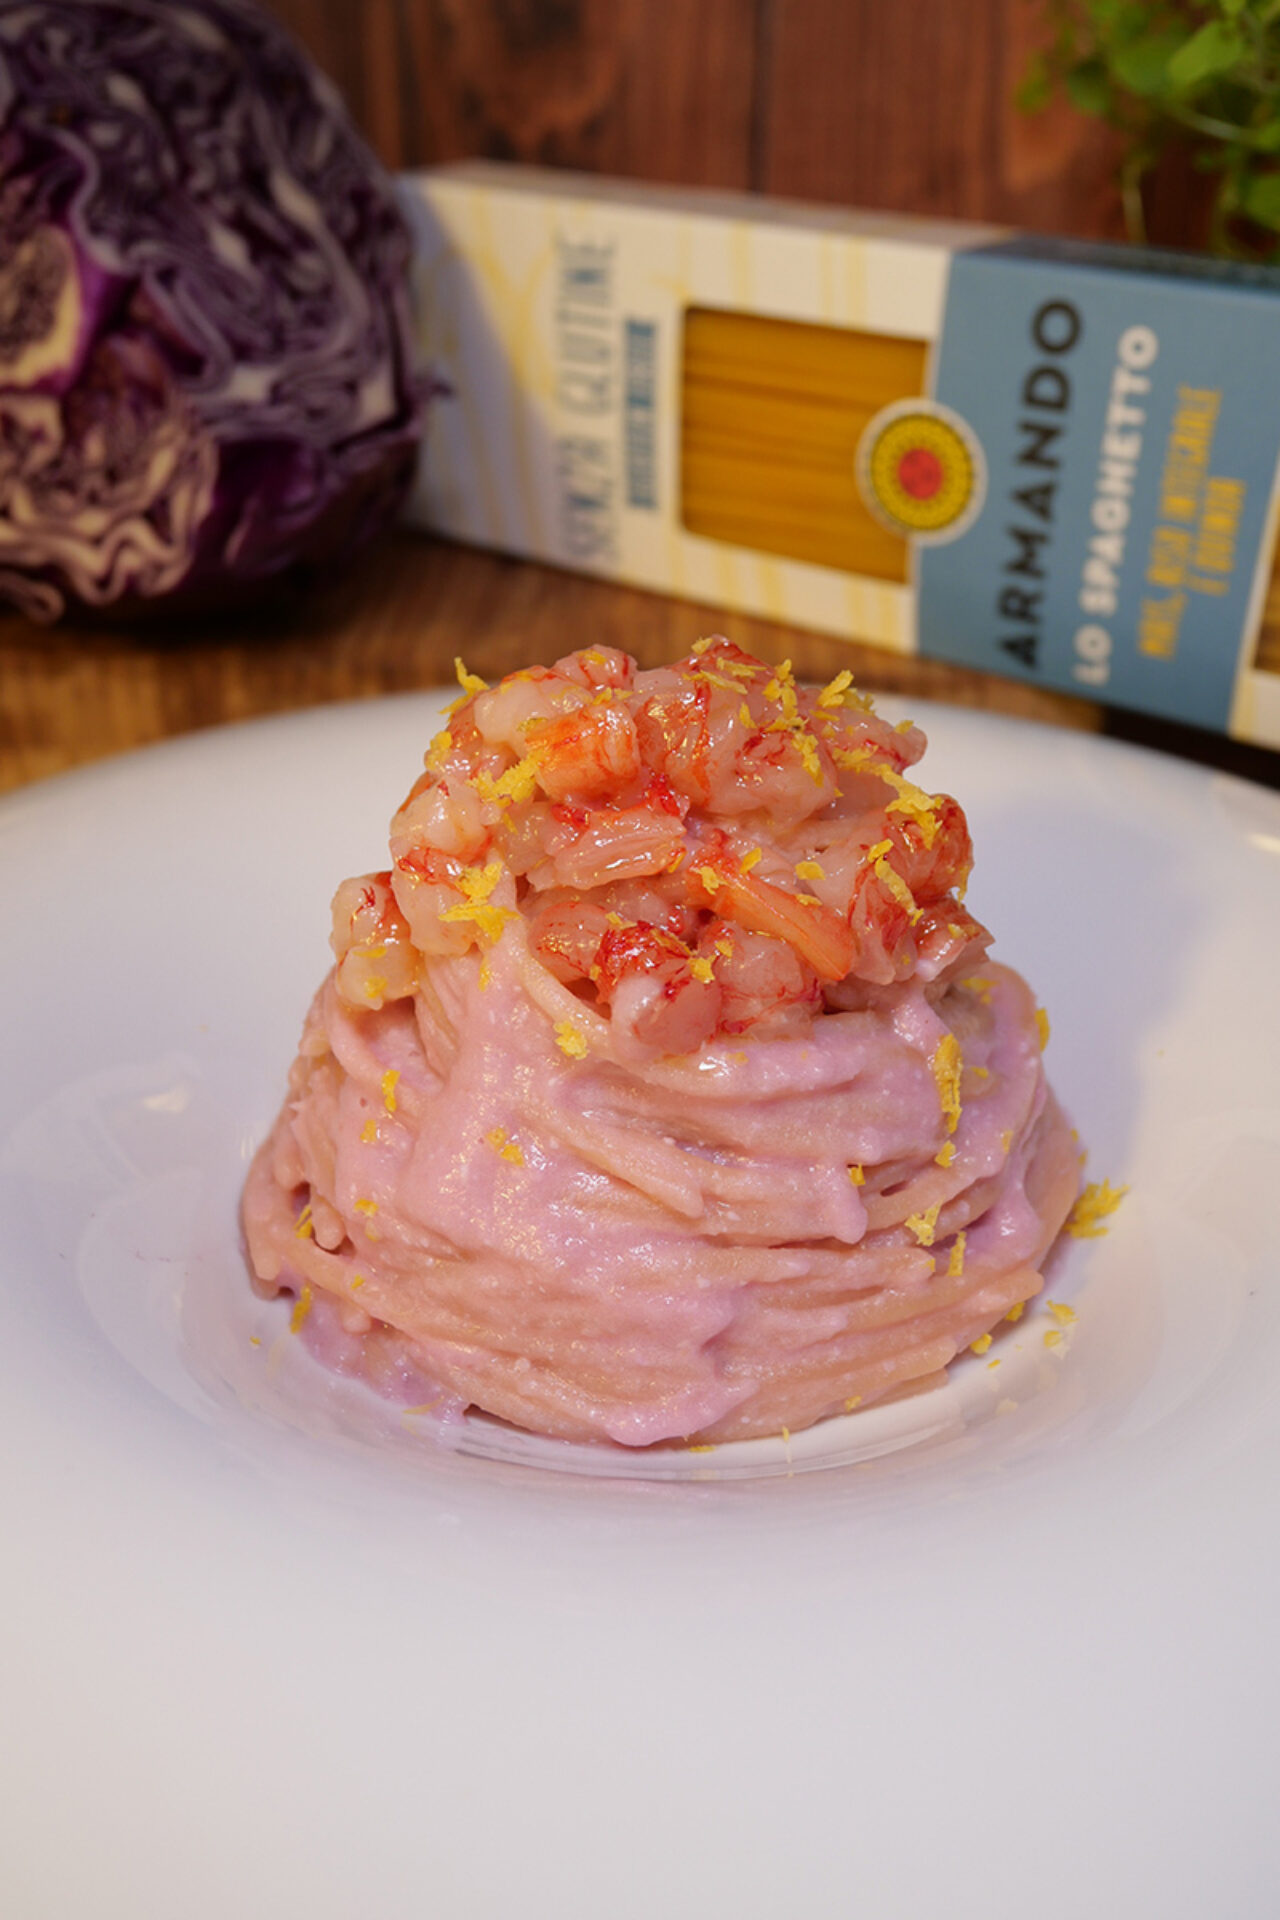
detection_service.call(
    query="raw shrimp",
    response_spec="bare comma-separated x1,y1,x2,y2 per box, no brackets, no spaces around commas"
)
330,871,418,1008
526,702,642,802
528,780,687,892
368,636,981,1024
526,899,721,1060
553,644,635,691
696,923,820,1037
472,663,589,757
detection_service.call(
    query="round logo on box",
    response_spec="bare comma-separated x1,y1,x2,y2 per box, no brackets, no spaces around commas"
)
855,399,986,544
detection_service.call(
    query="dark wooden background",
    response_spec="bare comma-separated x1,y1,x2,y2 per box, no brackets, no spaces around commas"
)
6,0,1275,792
268,0,1128,239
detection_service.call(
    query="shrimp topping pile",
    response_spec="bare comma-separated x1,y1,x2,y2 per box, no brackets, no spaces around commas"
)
330,639,989,1060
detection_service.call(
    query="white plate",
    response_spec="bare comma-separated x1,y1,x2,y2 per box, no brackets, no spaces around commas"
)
3,693,1279,1920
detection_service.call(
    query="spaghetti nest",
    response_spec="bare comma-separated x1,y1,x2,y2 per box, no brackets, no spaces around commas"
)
242,638,1080,1446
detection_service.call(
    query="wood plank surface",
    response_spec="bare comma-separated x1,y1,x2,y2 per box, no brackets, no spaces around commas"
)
760,0,1127,235
266,0,1129,231
0,532,1104,796
266,0,760,186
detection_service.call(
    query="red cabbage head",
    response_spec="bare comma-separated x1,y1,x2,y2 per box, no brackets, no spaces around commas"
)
0,0,423,620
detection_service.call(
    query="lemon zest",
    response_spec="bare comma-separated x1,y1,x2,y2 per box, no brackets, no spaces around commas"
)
454,656,488,694
875,767,941,847
905,1201,942,1247
762,658,794,701
440,859,516,944
460,861,502,902
693,667,747,694
474,754,541,809
555,1021,589,1059
796,731,824,783
931,1032,963,1133
872,849,922,924
831,744,877,772
817,669,855,708
485,1126,526,1167
1065,1180,1129,1239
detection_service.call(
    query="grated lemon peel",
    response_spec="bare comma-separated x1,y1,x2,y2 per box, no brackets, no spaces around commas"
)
1065,1180,1128,1239
554,1021,589,1059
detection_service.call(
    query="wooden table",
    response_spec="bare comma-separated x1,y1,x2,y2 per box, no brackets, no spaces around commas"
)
2,529,1277,795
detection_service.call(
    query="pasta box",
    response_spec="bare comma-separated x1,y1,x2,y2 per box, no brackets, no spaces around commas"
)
398,160,1280,750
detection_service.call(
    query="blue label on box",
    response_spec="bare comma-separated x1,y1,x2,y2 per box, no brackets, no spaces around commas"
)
905,239,1280,730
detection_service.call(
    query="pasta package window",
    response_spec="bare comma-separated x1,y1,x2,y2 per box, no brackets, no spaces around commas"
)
681,308,926,581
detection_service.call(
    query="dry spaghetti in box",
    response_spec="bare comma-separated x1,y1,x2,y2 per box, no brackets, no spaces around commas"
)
399,161,1280,749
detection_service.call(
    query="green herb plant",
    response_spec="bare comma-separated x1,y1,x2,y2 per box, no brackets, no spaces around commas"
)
1021,1,1280,257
